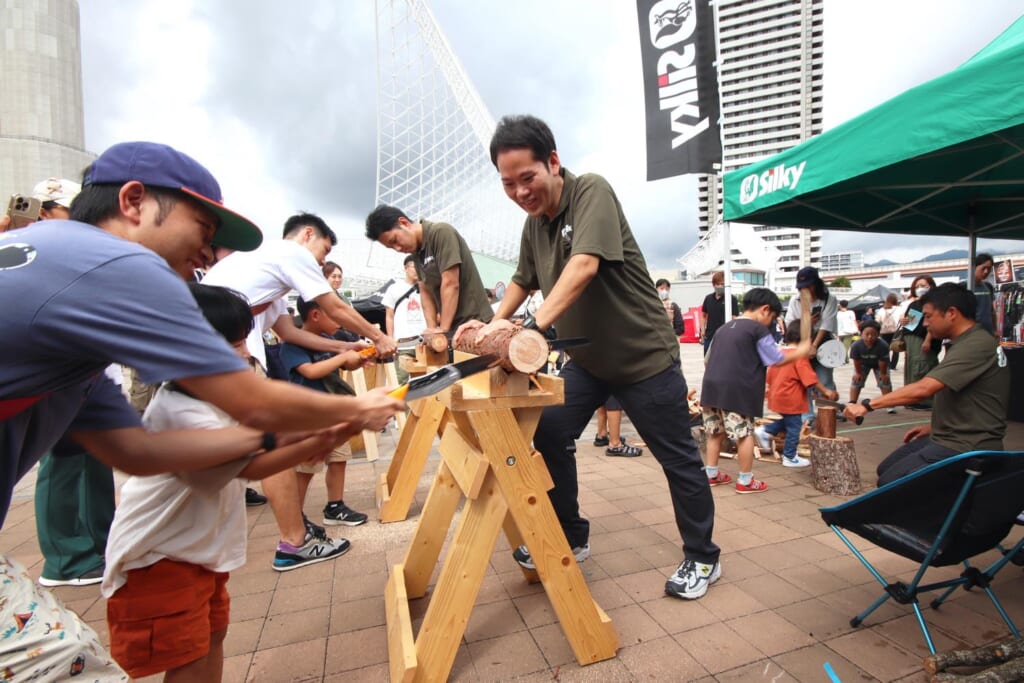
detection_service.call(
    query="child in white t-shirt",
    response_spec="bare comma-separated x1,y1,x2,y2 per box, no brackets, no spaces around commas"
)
102,284,356,682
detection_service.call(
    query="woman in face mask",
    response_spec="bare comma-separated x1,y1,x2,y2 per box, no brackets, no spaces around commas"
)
656,278,685,337
901,274,940,409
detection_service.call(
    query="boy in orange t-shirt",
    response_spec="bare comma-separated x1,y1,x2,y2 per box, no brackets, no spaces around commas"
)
754,321,838,466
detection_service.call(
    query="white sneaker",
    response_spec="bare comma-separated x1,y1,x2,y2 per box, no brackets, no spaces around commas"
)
665,559,722,600
753,426,772,452
782,455,811,468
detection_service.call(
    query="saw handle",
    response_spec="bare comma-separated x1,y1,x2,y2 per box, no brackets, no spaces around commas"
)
389,384,409,400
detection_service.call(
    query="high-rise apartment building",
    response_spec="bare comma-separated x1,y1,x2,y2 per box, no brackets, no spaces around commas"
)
1,1,94,199
820,250,864,272
698,0,824,277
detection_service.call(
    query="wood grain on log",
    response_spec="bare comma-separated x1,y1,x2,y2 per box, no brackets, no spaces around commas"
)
809,435,861,495
454,327,548,374
421,331,450,353
799,288,813,342
816,406,837,439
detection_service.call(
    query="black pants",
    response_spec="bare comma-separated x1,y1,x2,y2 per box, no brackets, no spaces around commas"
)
533,362,720,564
876,436,959,486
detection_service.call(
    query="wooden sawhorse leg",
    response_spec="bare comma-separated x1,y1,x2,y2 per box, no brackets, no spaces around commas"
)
377,397,447,523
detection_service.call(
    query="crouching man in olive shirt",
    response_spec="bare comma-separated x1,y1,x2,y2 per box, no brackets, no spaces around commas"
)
455,115,720,601
844,283,1009,485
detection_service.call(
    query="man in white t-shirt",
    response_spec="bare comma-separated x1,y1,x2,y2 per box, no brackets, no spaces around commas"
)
381,255,426,383
382,255,425,340
836,299,859,359
204,213,398,369
203,213,399,566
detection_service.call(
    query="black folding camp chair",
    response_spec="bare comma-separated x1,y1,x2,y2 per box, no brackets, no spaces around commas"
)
819,450,1024,654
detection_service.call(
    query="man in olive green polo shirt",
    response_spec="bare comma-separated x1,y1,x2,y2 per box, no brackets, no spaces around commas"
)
455,114,721,601
365,205,493,334
845,283,1009,485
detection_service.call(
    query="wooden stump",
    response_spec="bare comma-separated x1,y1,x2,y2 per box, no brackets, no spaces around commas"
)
809,435,861,495
455,327,548,374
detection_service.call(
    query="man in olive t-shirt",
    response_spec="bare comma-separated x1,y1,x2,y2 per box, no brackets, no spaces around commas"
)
365,205,493,333
455,115,721,602
844,283,1009,485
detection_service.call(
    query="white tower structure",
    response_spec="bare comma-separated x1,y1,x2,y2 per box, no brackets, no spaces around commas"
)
0,1,95,198
696,0,824,281
363,0,522,285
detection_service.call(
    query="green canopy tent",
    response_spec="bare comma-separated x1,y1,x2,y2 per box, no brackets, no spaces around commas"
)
722,14,1024,274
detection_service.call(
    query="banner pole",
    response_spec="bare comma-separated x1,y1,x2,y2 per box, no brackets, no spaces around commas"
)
709,0,734,317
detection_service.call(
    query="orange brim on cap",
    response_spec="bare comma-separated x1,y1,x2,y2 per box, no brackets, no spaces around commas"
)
180,188,263,252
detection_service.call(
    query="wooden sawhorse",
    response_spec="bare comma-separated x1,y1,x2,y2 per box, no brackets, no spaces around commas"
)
385,369,619,682
375,344,450,522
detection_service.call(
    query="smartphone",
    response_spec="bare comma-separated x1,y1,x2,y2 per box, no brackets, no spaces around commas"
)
6,194,42,230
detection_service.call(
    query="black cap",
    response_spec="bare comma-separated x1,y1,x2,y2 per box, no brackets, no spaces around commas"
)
795,266,819,289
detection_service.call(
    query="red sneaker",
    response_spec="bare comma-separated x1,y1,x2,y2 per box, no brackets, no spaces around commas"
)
707,472,733,486
735,478,768,494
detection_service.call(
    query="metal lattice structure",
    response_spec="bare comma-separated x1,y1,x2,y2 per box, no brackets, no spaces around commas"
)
367,0,522,280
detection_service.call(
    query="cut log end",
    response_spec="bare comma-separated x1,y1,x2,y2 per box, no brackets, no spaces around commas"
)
454,326,548,374
421,331,449,353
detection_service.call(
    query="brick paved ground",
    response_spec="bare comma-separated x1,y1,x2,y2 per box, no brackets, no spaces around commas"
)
3,343,1022,682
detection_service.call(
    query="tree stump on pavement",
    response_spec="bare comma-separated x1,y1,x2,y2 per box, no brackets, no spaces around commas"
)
809,435,861,495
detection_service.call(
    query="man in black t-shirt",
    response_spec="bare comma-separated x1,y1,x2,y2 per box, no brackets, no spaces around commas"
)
700,271,739,354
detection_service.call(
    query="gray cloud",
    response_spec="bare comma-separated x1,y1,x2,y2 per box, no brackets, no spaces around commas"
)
78,1,1024,270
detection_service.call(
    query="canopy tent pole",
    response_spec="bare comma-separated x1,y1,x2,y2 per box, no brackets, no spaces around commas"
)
967,203,977,285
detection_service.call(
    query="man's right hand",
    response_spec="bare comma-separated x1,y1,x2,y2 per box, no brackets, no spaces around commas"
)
852,374,862,385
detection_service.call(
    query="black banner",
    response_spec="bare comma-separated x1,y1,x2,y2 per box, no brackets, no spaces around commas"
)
636,0,722,180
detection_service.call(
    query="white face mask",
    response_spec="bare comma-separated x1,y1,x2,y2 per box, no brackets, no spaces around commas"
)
915,287,929,297
658,289,670,301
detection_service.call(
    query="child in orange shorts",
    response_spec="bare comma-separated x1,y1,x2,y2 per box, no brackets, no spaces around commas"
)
102,284,356,681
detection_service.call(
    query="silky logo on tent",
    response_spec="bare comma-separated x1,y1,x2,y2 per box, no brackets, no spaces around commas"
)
646,0,709,149
739,161,807,205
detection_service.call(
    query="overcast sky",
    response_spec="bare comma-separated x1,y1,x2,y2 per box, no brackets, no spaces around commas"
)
78,1,1024,270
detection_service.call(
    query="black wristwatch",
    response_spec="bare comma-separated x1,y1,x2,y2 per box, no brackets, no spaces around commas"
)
261,432,277,451
860,398,874,412
522,314,541,331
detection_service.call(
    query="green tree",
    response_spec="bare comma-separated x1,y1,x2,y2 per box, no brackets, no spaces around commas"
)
830,276,851,288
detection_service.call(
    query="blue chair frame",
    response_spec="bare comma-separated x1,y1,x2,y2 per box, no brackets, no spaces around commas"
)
819,450,1024,655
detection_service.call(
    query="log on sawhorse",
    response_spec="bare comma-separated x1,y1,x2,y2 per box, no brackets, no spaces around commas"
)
385,370,619,682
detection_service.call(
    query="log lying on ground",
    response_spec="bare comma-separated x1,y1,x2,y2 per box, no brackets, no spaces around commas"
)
931,655,1024,682
925,638,1024,675
454,327,549,374
809,434,861,495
